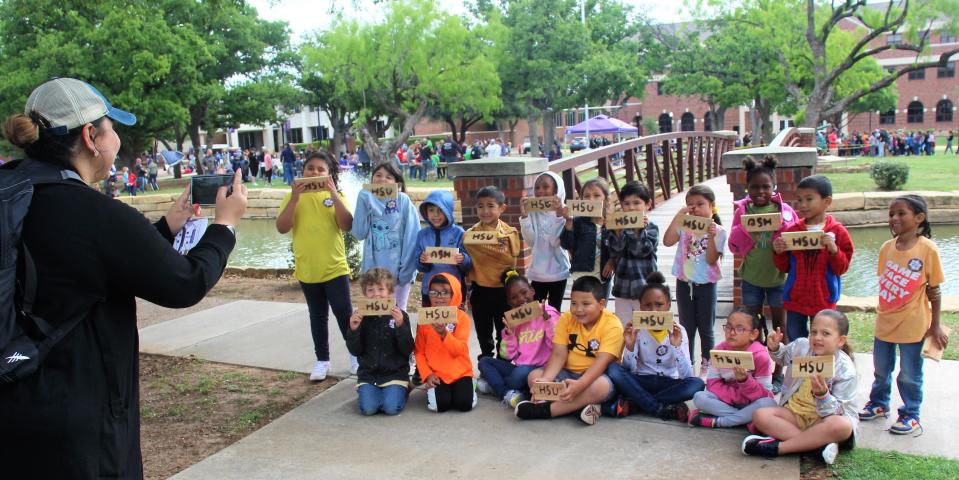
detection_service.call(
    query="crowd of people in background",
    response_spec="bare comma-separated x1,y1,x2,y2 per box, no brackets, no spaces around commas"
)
819,128,956,157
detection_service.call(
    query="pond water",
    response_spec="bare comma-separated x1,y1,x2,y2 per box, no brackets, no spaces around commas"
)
843,224,959,297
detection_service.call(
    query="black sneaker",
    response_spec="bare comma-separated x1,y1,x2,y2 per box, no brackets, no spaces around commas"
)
515,400,552,420
411,370,422,386
741,435,780,458
658,402,690,422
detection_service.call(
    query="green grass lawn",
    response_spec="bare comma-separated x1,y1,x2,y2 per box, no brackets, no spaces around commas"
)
816,448,959,479
824,147,959,194
845,312,958,360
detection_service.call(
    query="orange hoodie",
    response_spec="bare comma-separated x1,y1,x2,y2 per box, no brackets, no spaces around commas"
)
415,273,474,383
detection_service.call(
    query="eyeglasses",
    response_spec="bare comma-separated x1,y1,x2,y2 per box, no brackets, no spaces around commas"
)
722,324,754,335
428,290,452,298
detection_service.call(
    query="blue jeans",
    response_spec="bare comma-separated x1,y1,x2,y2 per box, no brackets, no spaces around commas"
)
357,384,408,416
477,357,536,398
676,280,717,363
869,338,924,418
283,162,294,185
787,311,813,341
604,362,704,416
741,280,783,308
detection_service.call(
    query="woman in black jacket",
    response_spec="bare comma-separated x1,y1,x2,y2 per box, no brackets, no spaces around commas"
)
0,78,247,479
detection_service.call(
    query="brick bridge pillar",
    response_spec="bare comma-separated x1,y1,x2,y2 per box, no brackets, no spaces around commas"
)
448,157,548,274
721,146,819,307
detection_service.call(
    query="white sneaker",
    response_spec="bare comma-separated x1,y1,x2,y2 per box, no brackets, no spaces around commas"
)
580,403,601,425
476,377,493,395
503,389,525,408
699,359,711,379
309,361,330,381
822,442,838,465
349,355,359,375
426,388,438,412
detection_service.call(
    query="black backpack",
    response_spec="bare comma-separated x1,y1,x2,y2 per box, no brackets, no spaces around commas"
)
0,158,86,384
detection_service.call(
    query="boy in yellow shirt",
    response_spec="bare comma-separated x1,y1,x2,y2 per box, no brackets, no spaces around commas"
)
464,186,521,360
516,276,624,425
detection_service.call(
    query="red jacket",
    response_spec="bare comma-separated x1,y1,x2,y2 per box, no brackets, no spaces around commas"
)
774,215,854,316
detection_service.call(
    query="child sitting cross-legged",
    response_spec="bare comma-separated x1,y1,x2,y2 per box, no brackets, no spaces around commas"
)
743,309,859,465
515,276,624,425
345,268,414,416
689,307,777,428
477,270,559,408
603,271,705,422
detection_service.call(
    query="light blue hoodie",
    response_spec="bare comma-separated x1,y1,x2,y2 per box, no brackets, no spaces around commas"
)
520,171,571,283
352,188,421,285
411,190,472,297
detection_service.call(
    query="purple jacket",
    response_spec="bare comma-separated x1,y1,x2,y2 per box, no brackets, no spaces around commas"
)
728,193,798,257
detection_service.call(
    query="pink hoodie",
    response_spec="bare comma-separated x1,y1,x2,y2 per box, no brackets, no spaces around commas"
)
705,340,774,406
728,192,798,257
502,304,559,367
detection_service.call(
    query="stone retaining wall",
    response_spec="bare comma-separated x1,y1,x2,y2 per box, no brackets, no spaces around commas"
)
829,191,959,226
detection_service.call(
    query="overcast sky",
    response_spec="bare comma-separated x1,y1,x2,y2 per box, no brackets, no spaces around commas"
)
249,0,693,43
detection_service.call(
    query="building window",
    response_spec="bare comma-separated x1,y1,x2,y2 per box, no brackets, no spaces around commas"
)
656,82,663,96
907,101,924,123
310,126,329,141
287,128,303,144
555,113,564,127
578,111,586,123
937,99,954,122
887,33,902,45
703,112,713,131
908,68,925,80
658,113,672,133
879,109,896,125
938,63,955,78
680,112,695,131
566,111,576,126
942,33,957,43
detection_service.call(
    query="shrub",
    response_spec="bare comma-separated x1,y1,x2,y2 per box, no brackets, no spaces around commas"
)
870,161,909,190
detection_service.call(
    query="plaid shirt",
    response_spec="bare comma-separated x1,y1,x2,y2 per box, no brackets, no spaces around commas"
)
606,222,659,299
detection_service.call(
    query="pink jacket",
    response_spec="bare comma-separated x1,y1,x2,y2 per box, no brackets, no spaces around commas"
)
503,304,559,367
728,193,798,257
705,340,774,406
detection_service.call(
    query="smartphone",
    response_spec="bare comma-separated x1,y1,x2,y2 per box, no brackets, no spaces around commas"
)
191,174,234,206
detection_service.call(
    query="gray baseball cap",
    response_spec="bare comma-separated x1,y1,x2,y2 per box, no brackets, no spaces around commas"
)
25,78,136,134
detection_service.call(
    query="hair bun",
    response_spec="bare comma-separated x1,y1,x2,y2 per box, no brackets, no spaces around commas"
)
2,114,40,149
761,154,778,169
645,271,666,285
741,156,757,171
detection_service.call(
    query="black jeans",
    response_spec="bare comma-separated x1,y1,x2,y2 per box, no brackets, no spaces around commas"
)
676,280,717,363
299,275,353,361
532,279,567,312
470,284,508,359
433,377,474,412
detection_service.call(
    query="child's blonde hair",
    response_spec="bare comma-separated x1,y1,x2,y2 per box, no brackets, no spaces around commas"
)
360,268,395,293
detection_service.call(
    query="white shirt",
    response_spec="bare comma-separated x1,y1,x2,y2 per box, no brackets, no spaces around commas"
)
485,143,502,158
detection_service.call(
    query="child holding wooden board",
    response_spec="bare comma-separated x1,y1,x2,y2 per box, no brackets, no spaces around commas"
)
520,172,571,312
413,189,472,306
772,176,854,341
477,270,559,408
604,181,659,326
515,276,623,425
465,186,521,360
689,308,776,428
744,310,858,466
414,273,475,413
561,178,613,299
727,155,798,391
663,184,727,377
345,269,414,416
603,272,704,422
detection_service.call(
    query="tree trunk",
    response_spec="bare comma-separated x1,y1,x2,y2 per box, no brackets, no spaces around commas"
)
331,113,349,156
188,108,206,175
508,118,519,151
527,112,540,157
360,102,427,165
756,98,774,145
541,109,556,159
714,106,727,131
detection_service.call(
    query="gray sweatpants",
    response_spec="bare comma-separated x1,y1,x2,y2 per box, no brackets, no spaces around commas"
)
693,390,778,427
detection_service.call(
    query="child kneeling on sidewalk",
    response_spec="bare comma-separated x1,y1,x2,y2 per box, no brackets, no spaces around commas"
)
515,276,623,425
346,268,414,415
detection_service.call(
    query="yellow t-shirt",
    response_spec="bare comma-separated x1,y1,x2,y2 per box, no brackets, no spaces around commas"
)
553,309,624,374
875,236,945,343
785,377,820,430
280,191,350,283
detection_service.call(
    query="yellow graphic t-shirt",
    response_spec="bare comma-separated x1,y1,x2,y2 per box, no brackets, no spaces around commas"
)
875,237,945,343
785,377,820,430
280,190,350,283
553,309,624,374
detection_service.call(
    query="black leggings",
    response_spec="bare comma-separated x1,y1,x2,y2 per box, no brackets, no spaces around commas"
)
532,279,567,312
470,285,509,359
300,276,353,361
435,377,474,412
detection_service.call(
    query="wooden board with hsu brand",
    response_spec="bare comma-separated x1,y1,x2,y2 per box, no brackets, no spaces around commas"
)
423,247,459,264
356,298,396,316
781,231,825,251
463,230,499,245
631,311,674,330
606,211,645,230
504,301,544,329
293,176,329,192
680,214,712,236
418,306,459,325
709,349,756,370
566,199,604,218
532,381,565,401
524,196,560,213
363,183,397,200
741,213,781,233
791,355,834,378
